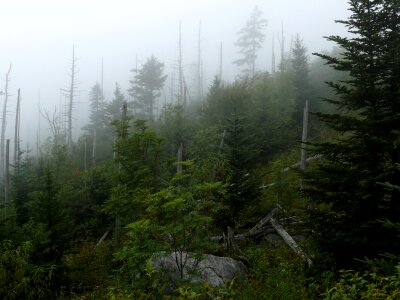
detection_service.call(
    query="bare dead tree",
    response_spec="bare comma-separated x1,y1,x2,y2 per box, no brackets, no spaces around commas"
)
13,88,21,166
92,125,97,167
61,45,79,154
212,129,226,181
1,64,12,179
84,137,88,171
177,142,183,174
300,100,309,190
36,91,41,157
4,139,9,216
101,57,104,92
271,33,276,75
277,23,285,72
40,107,63,146
178,21,184,105
197,21,203,100
219,42,223,81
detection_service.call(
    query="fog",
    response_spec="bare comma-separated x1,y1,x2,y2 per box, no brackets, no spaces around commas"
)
0,0,350,150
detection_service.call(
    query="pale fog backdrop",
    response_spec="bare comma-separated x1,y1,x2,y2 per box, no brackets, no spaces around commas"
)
0,0,350,151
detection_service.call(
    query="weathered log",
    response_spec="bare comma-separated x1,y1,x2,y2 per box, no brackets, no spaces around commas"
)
281,154,323,173
211,208,278,242
226,226,249,265
270,218,312,266
95,230,109,248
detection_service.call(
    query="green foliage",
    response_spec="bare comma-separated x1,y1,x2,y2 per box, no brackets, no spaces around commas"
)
249,72,296,161
29,168,73,262
324,264,400,299
261,151,303,213
105,119,166,230
88,82,107,129
63,241,114,292
291,35,315,128
106,83,126,122
204,242,312,300
307,0,400,266
115,162,224,289
158,103,194,160
0,240,56,300
221,102,261,228
129,55,168,119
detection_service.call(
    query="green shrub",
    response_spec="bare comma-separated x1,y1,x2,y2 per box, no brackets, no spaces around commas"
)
324,264,400,300
0,240,56,299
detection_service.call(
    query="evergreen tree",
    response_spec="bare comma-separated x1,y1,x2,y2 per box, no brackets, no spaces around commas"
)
291,35,313,126
128,55,167,120
106,82,125,122
88,83,107,130
234,6,267,77
307,0,400,267
222,108,260,228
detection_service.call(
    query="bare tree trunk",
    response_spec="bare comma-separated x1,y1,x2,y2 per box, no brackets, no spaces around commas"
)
4,139,9,216
270,217,312,266
1,64,12,179
278,23,285,72
170,72,174,102
197,21,203,100
92,127,96,166
101,57,104,93
177,142,183,174
212,130,226,181
183,82,187,109
37,91,41,157
178,21,184,105
14,89,21,167
67,45,78,154
84,137,87,171
271,34,276,75
219,42,223,81
300,100,309,190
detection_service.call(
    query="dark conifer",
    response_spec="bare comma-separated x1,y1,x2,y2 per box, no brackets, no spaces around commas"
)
307,0,400,267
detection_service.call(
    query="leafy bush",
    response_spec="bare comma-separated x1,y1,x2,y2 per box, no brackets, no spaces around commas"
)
0,240,56,299
324,262,400,299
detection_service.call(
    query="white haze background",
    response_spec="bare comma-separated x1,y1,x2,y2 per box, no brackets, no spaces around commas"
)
0,0,350,150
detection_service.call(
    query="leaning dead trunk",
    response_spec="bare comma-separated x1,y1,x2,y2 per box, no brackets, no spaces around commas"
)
92,127,97,166
65,45,78,154
1,64,12,178
4,139,10,216
14,89,21,167
300,100,309,190
270,217,312,266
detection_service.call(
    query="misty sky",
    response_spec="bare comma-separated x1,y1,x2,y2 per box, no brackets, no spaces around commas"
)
0,0,350,149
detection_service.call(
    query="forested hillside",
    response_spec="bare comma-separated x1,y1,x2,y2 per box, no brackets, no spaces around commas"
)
0,1,399,299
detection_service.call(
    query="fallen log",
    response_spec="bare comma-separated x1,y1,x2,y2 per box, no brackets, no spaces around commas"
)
211,208,313,267
270,218,312,266
226,226,250,265
95,230,109,248
211,208,278,242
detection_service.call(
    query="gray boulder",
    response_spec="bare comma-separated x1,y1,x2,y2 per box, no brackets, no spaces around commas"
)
152,251,246,287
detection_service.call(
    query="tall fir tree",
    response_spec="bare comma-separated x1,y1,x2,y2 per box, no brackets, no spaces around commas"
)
291,35,313,127
106,82,125,122
128,55,167,120
307,0,400,267
234,6,267,77
88,83,107,130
